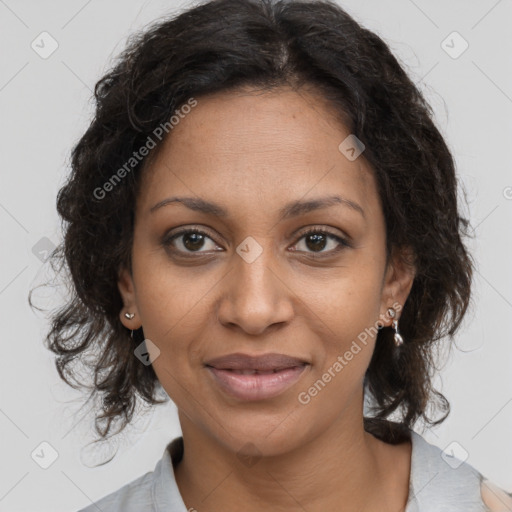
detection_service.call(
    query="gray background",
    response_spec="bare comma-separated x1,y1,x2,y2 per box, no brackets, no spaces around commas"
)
0,0,511,510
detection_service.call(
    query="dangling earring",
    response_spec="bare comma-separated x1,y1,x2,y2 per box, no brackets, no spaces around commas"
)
392,319,404,347
386,307,404,347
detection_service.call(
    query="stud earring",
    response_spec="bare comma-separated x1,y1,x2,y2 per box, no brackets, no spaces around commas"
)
123,312,142,340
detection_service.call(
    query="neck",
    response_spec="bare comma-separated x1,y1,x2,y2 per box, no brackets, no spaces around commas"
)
173,394,411,512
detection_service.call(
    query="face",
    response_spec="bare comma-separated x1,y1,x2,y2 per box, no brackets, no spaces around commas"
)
118,86,414,457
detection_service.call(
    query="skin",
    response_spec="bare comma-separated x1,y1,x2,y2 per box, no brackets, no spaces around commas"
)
118,86,416,512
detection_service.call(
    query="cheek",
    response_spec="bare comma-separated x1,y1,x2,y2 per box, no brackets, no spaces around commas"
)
129,260,212,396
131,245,214,338
301,268,383,385
136,281,207,412
311,267,384,336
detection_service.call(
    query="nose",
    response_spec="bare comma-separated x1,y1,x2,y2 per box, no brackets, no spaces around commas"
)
216,245,295,336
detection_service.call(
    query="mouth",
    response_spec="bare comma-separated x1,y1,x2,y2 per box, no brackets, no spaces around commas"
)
215,368,299,375
204,353,310,401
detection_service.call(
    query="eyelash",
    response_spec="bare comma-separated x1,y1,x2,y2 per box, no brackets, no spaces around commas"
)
162,226,351,258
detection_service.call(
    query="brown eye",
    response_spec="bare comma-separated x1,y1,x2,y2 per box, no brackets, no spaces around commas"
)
182,232,206,251
292,228,350,255
304,232,328,251
163,229,222,255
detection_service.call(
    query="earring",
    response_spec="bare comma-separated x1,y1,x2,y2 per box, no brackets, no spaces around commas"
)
392,320,404,347
124,313,135,339
386,307,404,347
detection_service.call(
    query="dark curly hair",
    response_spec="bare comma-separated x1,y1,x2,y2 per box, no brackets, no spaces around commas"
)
30,0,474,451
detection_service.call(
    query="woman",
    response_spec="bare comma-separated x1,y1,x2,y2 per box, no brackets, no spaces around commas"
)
39,0,511,510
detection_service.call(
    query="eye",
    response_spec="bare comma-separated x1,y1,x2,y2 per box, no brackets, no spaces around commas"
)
162,226,351,258
291,227,351,256
163,228,222,255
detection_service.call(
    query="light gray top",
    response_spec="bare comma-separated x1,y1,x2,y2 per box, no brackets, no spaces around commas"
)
77,430,501,511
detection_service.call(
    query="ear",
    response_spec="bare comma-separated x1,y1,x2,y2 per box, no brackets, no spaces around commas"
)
118,266,142,330
379,245,416,326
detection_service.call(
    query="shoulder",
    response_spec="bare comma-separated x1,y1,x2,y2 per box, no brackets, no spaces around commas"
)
407,430,512,512
76,437,186,512
480,479,512,511
76,468,156,512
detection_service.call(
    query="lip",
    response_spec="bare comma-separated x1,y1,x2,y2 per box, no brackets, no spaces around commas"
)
204,352,310,401
204,352,308,371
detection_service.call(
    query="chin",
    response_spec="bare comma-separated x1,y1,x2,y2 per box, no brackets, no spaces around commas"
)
210,411,314,459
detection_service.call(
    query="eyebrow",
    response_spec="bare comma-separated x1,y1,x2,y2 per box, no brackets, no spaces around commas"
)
149,195,365,220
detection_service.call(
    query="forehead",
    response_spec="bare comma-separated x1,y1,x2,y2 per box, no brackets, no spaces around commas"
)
137,87,380,222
